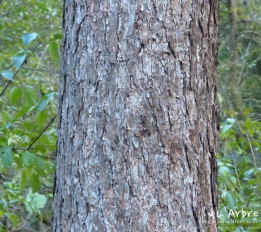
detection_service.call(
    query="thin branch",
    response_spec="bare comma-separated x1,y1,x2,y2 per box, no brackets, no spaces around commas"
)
229,152,248,205
31,44,49,79
237,42,251,86
12,148,56,161
237,30,261,37
220,98,261,105
246,132,261,206
21,67,48,72
230,153,241,188
0,42,41,97
27,115,57,151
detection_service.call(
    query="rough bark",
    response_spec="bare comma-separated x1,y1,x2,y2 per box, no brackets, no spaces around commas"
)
53,0,219,231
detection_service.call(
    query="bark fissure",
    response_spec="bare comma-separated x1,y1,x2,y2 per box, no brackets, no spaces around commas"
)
192,204,200,232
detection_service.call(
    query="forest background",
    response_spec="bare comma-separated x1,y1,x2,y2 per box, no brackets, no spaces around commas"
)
0,0,261,231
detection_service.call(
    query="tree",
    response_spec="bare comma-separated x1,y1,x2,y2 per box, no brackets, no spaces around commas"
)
52,0,219,231
218,0,261,120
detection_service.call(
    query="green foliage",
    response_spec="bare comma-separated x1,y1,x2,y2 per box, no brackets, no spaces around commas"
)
0,147,13,168
218,0,261,120
48,42,60,63
218,117,261,231
0,0,61,230
1,71,13,81
22,33,38,47
0,37,57,230
218,0,261,231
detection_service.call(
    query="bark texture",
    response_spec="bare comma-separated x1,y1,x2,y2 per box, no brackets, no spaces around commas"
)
53,0,219,231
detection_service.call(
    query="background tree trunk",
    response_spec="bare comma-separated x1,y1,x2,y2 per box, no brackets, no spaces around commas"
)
227,0,244,117
53,0,219,231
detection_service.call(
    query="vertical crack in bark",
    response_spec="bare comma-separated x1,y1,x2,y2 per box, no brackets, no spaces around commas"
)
167,106,173,131
184,144,191,171
168,41,176,59
198,19,204,36
188,31,193,47
75,15,87,54
148,101,164,149
192,204,200,232
210,149,217,220
151,0,157,16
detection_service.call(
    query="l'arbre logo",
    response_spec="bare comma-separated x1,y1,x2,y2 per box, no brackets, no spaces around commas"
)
227,208,258,218
208,211,224,218
209,208,259,218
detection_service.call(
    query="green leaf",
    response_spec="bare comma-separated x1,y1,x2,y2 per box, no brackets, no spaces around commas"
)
248,179,258,185
24,94,35,106
24,201,33,215
35,167,46,177
13,106,31,120
36,110,48,128
9,87,22,105
2,111,11,125
13,54,26,69
218,166,230,178
217,93,223,104
22,121,35,130
39,211,44,221
227,118,236,123
35,157,45,169
34,144,46,153
24,86,36,106
225,192,235,209
13,156,23,169
51,30,62,40
0,209,4,217
7,214,19,227
30,173,41,192
22,33,38,46
222,124,233,134
4,122,12,129
248,127,254,137
1,70,13,80
244,169,254,178
19,170,27,193
243,118,252,128
31,193,47,209
1,147,13,168
39,92,55,111
22,151,36,166
35,157,46,177
48,41,60,62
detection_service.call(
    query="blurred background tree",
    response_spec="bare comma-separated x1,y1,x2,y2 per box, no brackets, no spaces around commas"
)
218,0,261,231
0,0,261,231
219,0,261,119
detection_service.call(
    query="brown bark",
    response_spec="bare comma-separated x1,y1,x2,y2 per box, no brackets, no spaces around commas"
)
53,0,219,231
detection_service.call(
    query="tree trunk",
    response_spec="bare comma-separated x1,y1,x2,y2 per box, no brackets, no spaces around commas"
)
53,0,219,231
227,0,244,118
